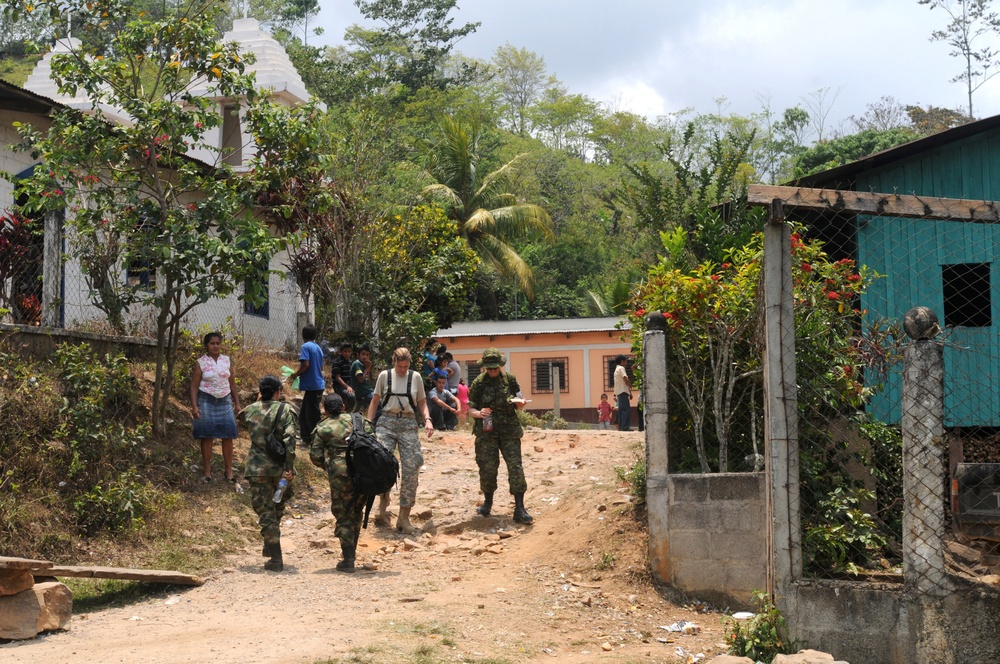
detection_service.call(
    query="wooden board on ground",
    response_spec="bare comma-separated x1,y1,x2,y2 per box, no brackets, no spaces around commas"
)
36,566,204,586
0,556,53,570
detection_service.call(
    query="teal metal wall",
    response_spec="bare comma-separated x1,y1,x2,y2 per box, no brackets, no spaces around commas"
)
854,129,1000,426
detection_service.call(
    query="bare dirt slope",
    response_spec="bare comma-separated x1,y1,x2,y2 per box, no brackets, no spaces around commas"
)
1,429,731,664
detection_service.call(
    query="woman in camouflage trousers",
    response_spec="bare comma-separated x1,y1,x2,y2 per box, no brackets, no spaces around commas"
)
242,375,297,572
309,393,365,572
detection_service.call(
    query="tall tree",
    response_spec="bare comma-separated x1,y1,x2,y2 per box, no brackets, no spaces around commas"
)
920,0,1000,118
354,0,480,91
10,0,282,436
490,43,547,137
421,115,553,299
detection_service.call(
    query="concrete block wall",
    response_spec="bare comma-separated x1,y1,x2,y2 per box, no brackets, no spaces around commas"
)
666,472,767,608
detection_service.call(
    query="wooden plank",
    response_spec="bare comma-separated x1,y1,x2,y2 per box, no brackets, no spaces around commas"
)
748,185,1000,222
37,566,204,586
0,556,53,570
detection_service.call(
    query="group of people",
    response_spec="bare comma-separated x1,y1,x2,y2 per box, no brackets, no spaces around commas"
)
190,328,532,574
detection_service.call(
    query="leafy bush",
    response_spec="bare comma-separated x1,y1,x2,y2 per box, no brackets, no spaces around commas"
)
614,455,646,504
517,409,546,428
803,486,887,574
724,590,791,662
73,468,158,535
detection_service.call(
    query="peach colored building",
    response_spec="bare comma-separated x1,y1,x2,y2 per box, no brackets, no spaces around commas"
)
434,317,635,425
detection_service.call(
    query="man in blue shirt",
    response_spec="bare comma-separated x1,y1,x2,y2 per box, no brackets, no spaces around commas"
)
286,324,326,447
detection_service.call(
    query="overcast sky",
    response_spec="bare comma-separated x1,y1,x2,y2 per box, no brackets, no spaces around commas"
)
309,0,1000,134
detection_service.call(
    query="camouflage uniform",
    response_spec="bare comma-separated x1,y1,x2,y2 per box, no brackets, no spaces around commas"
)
309,413,364,545
468,370,526,495
242,399,298,547
375,415,423,508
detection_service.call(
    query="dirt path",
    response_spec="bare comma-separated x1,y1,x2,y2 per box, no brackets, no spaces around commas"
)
1,430,731,664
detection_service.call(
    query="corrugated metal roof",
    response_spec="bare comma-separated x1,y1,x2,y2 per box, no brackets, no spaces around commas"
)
436,317,629,338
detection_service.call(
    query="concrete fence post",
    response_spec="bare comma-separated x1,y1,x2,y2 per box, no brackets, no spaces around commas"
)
900,309,951,596
644,314,670,583
42,209,63,328
762,207,801,611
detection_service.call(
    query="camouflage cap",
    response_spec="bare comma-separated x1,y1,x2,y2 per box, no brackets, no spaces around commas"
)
481,347,505,369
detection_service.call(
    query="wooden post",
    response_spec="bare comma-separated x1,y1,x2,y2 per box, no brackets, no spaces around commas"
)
763,201,802,605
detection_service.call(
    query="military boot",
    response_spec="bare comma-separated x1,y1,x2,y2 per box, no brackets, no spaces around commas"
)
336,539,356,573
512,493,533,524
263,540,283,571
262,542,270,557
476,492,494,517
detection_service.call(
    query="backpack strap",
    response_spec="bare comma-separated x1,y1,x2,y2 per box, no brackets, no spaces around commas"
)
382,369,417,412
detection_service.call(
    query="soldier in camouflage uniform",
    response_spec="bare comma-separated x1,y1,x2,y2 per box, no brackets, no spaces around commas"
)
309,393,365,572
468,348,533,524
242,375,298,571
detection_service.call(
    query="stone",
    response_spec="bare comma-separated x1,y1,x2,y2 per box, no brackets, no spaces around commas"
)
401,539,424,551
773,650,847,664
309,539,335,549
534,446,544,452
706,657,754,664
417,509,433,519
35,582,73,632
601,642,612,651
0,581,72,639
903,306,940,340
0,569,34,596
597,504,607,512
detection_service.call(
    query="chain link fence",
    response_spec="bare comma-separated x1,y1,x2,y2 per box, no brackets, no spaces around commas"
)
758,186,1000,590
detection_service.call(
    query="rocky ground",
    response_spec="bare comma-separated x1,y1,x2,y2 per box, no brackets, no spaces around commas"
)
0,429,738,664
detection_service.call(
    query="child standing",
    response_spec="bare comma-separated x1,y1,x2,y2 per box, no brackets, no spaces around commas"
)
597,393,614,430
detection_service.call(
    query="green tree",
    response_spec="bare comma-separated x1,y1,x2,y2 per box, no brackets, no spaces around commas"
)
353,0,480,91
906,103,971,134
9,0,282,436
421,115,553,299
920,0,1000,118
792,127,918,178
490,43,547,137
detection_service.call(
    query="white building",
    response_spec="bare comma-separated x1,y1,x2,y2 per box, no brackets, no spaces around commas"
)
2,18,314,348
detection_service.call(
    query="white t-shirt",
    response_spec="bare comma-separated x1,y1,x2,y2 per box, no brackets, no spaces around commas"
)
374,370,426,413
613,364,631,396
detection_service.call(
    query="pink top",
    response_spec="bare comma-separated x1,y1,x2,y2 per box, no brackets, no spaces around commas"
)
456,382,469,407
597,401,613,423
197,354,232,398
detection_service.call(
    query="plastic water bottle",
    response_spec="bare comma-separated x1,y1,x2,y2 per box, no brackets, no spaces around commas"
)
482,413,494,432
272,478,288,503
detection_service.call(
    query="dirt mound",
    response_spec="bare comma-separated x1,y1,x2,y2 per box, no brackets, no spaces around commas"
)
1,430,732,663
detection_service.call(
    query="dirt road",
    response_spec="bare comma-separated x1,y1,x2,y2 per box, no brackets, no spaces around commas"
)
1,429,730,663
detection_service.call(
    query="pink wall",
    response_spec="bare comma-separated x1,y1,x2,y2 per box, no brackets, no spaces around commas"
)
441,328,631,412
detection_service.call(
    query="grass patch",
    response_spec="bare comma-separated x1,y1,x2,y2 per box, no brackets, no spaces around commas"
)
66,579,172,612
388,619,455,639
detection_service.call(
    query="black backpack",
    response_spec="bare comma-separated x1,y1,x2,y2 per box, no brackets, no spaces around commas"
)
345,412,400,528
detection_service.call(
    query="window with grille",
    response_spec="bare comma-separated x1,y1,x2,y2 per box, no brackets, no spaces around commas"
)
603,355,617,391
943,263,991,327
127,260,156,292
467,361,482,384
531,357,568,393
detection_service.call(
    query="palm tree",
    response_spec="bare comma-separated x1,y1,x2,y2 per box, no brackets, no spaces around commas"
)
422,115,553,298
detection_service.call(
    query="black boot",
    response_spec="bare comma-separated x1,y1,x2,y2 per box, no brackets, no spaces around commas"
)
262,542,270,557
513,493,533,524
476,491,494,517
336,540,356,573
264,540,283,571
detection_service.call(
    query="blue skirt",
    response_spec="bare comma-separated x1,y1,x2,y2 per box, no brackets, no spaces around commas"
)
193,391,238,439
